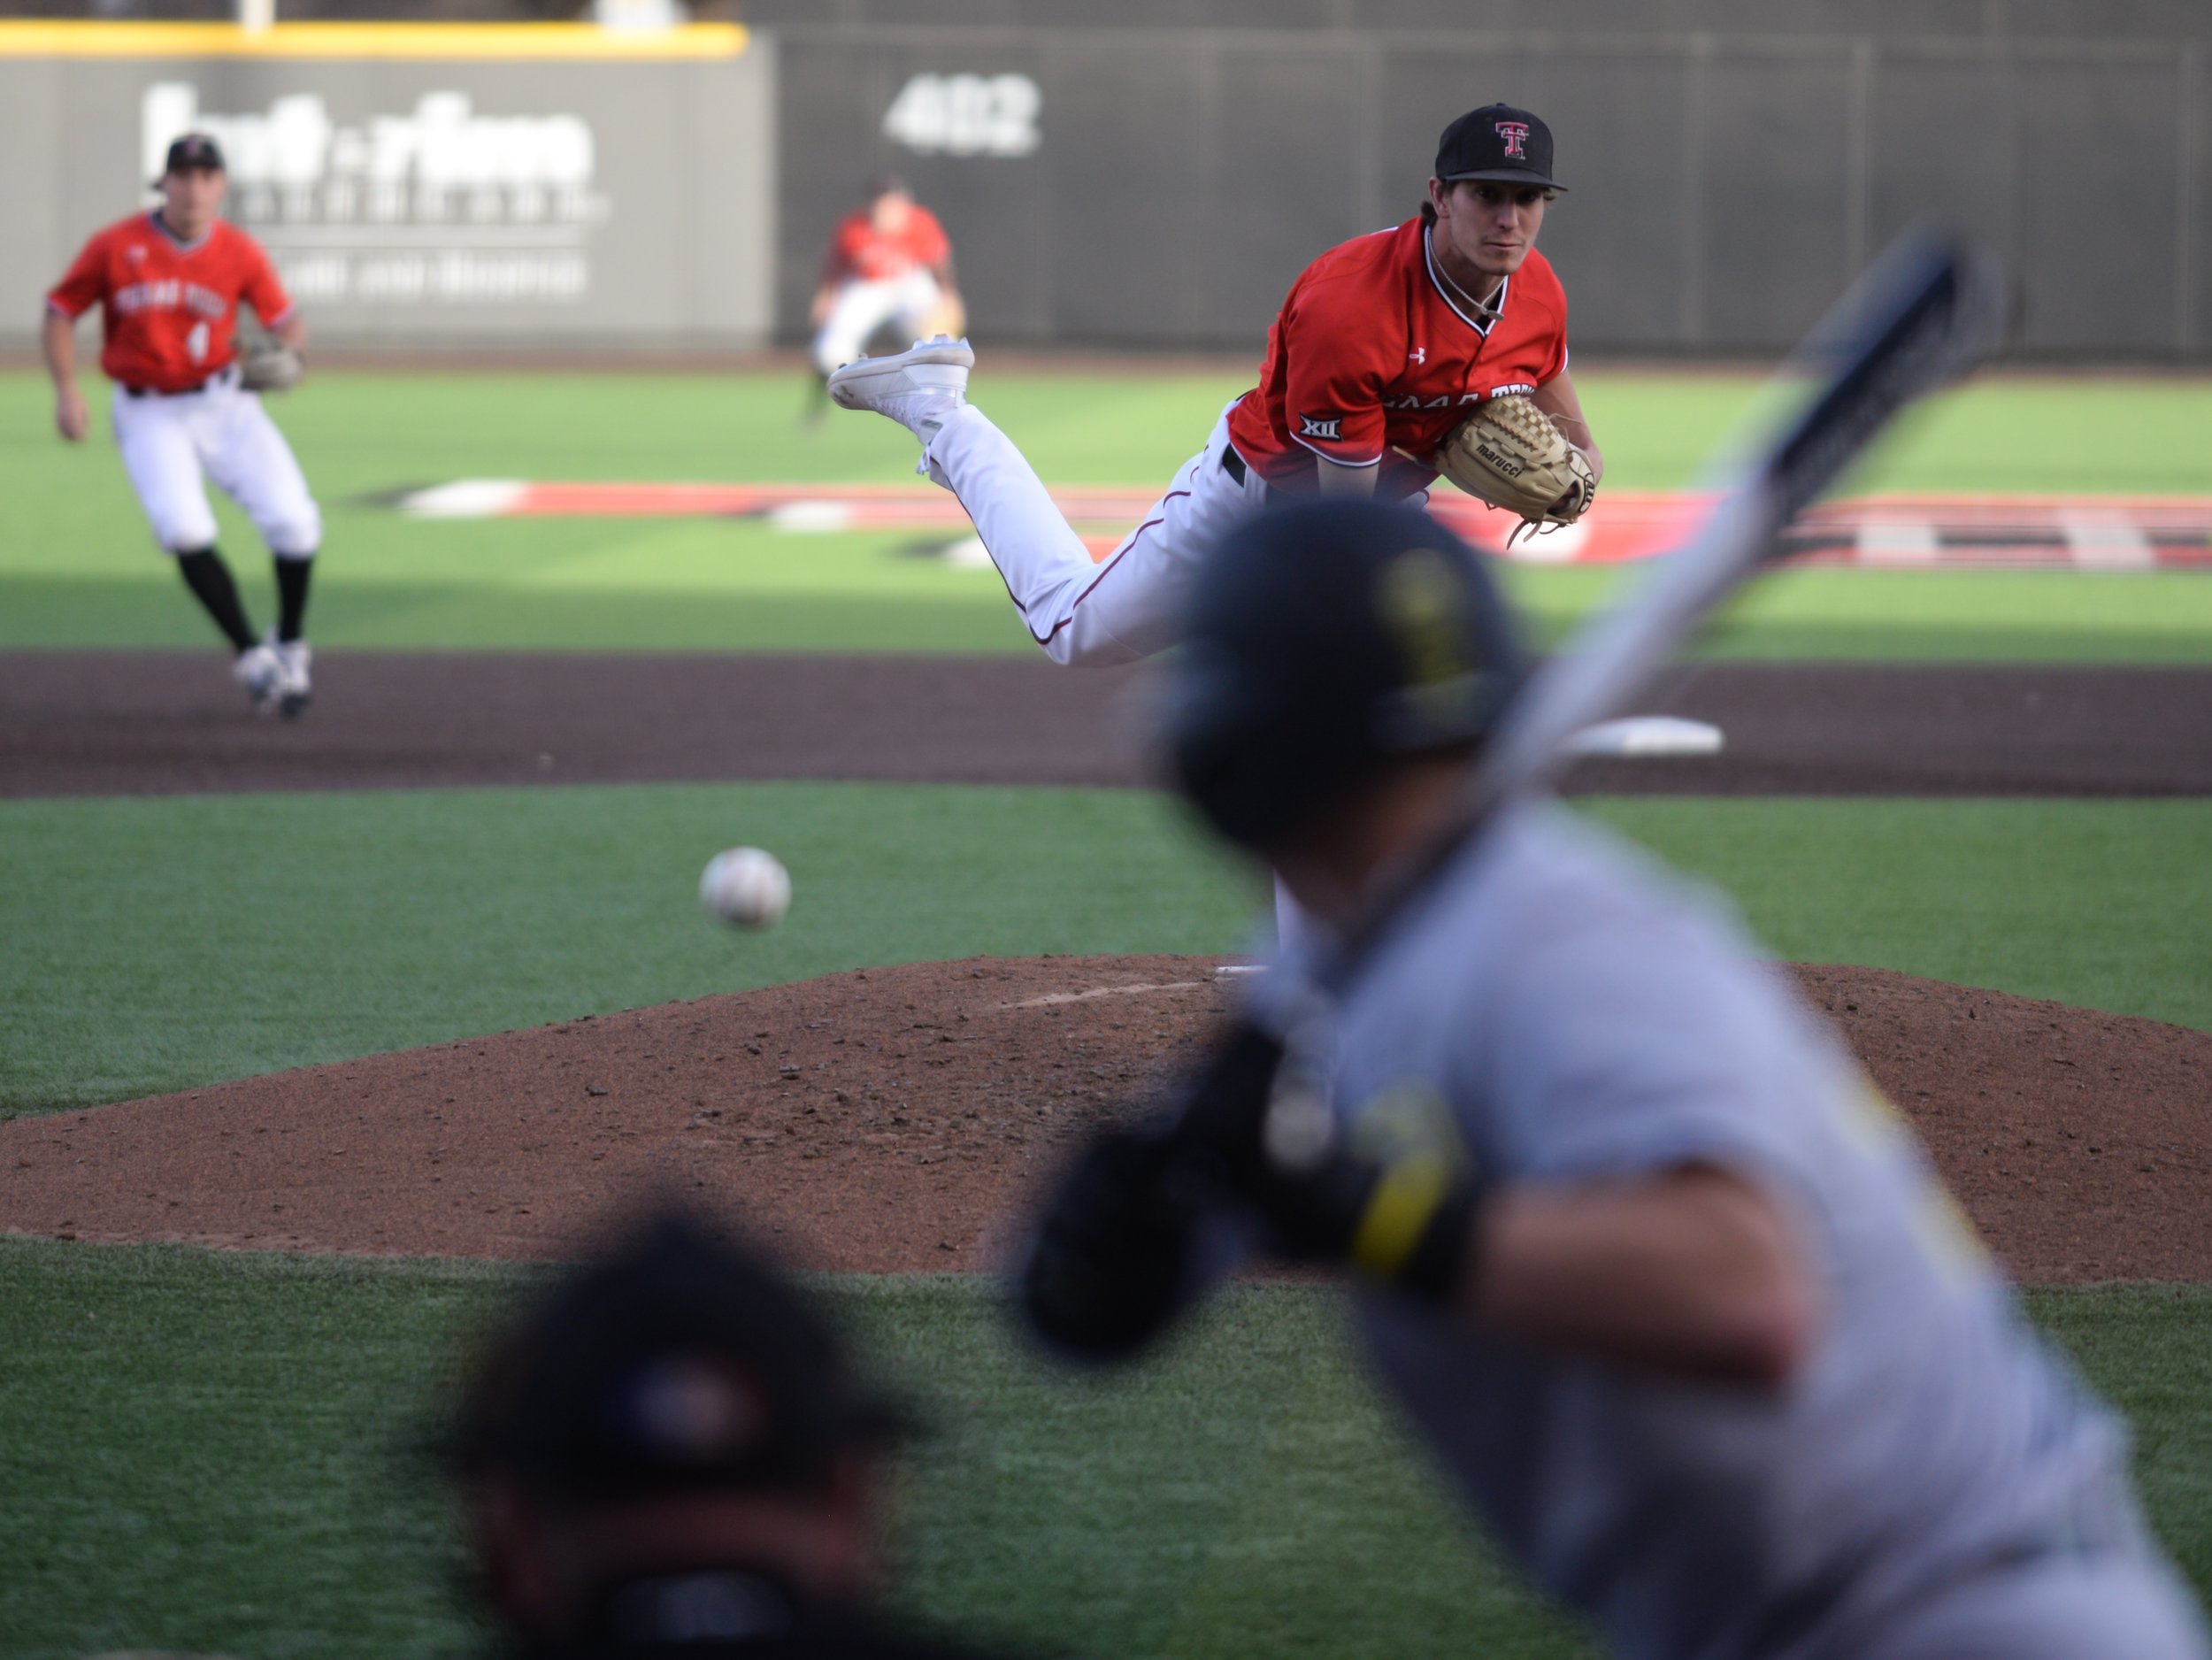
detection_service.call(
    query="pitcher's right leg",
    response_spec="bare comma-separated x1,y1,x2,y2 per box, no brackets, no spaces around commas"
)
833,342,1263,666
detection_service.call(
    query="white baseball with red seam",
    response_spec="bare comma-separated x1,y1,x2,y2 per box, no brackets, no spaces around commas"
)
698,847,791,930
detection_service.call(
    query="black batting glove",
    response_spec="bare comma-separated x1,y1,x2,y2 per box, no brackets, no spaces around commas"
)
1019,1022,1287,1364
1239,1067,1486,1303
1019,1125,1210,1364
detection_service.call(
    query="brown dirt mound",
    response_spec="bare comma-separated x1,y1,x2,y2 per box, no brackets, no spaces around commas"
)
1,957,2205,1282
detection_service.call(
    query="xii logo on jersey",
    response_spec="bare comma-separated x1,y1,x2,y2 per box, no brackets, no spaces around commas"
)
1494,120,1530,158
1299,413,1344,442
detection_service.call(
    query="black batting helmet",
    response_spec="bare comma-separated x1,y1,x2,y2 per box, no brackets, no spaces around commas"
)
1156,499,1526,852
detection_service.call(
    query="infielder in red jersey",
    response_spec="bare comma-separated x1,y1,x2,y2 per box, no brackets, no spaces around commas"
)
809,174,964,385
42,134,322,716
829,104,1599,668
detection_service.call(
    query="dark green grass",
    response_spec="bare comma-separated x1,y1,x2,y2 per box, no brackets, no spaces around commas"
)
0,780,1256,1118
4,788,2207,1119
2,1240,2205,1660
4,368,2208,661
1585,797,2212,1035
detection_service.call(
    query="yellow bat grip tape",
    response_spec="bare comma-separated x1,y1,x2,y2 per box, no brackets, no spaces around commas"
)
1348,1153,1451,1280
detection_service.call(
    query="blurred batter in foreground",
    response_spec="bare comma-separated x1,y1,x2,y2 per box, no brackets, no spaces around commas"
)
1025,500,2211,1660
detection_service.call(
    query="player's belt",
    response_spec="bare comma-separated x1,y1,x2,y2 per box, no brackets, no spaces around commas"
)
1219,445,1250,487
121,365,237,399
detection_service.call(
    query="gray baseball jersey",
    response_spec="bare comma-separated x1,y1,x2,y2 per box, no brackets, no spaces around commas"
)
1303,801,2206,1660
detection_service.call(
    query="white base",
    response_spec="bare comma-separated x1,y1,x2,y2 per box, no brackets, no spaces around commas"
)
1564,716,1725,758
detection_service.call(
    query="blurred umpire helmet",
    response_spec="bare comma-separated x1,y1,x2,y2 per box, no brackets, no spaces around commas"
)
444,1203,913,1504
1157,499,1526,852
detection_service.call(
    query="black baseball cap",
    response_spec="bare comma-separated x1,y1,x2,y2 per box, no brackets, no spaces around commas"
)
865,171,910,199
1434,104,1563,193
443,1205,914,1503
161,133,226,175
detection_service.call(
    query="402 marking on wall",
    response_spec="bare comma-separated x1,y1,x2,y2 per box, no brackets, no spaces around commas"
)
881,73,1041,158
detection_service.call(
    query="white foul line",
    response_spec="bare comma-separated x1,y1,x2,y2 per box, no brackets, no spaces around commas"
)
997,980,1210,1011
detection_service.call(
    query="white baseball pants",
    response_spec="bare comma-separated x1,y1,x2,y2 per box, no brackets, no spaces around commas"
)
919,398,1267,667
112,373,321,559
812,271,944,375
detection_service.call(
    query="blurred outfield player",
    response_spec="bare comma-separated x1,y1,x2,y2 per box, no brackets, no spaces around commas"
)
442,1202,1027,1660
808,173,964,396
829,104,1599,665
42,134,321,717
1026,499,2212,1660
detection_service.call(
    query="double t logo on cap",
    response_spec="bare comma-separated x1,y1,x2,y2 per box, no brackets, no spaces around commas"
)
1433,104,1564,193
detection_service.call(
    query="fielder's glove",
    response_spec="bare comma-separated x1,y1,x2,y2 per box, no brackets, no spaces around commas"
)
237,338,305,394
1019,1023,1485,1364
918,294,967,343
1432,394,1596,546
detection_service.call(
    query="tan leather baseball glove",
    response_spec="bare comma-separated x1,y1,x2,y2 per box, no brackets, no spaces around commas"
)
1432,395,1596,545
237,338,304,394
918,293,967,342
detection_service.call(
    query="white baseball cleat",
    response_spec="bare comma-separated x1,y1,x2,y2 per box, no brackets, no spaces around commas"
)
827,336,973,452
270,633,312,719
232,642,285,715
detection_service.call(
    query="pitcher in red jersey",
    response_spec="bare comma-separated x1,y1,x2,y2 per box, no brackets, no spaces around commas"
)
42,134,323,716
828,104,1601,668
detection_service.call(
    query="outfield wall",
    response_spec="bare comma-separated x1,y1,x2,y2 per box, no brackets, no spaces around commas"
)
4,15,2203,362
774,21,2209,362
1,23,776,352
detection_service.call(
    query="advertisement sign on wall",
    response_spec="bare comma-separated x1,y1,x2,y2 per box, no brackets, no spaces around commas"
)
4,23,777,349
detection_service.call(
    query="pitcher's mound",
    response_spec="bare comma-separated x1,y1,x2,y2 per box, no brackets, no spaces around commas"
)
2,956,2206,1282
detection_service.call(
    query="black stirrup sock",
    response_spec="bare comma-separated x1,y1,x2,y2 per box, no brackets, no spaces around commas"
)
175,547,257,652
274,555,314,644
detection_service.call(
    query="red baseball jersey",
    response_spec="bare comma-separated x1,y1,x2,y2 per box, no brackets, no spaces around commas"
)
827,204,950,284
1227,218,1571,500
47,212,294,396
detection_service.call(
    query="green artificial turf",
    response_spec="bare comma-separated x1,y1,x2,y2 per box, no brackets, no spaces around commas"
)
4,788,2207,1120
1583,797,2212,1036
2,1241,2206,1660
3,367,2208,660
0,780,1257,1118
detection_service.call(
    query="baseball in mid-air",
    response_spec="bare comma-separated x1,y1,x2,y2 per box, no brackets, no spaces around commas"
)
698,847,791,930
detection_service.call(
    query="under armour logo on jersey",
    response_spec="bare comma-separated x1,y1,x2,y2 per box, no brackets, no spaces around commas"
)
1299,413,1344,442
1408,347,1427,365
1494,120,1531,158
127,245,147,264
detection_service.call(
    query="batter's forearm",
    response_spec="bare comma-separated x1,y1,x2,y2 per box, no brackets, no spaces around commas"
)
1465,1166,1815,1386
